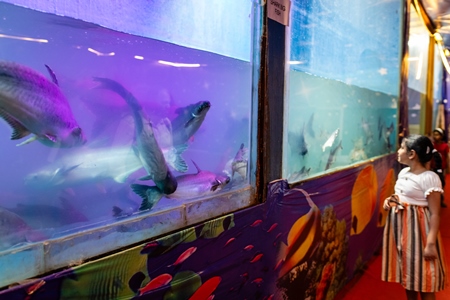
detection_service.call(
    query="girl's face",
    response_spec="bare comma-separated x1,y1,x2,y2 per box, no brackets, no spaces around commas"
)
397,141,411,165
433,131,443,142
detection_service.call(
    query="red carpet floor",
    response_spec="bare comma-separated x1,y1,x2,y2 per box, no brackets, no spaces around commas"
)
337,175,450,300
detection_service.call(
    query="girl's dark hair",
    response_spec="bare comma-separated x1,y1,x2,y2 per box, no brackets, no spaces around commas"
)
403,134,434,165
405,135,446,186
432,149,445,186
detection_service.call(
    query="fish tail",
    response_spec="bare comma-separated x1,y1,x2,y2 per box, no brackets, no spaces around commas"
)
131,184,163,211
93,77,141,111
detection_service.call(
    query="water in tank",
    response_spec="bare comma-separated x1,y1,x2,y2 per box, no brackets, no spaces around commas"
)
0,2,253,253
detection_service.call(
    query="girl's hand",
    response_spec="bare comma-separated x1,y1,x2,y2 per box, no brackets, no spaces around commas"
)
383,195,403,212
383,198,391,211
423,243,438,261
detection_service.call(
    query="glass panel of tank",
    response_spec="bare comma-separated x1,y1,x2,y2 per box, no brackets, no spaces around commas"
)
0,1,258,286
283,0,403,183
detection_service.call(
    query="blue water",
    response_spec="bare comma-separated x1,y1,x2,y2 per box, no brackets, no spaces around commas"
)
0,3,252,249
283,70,398,181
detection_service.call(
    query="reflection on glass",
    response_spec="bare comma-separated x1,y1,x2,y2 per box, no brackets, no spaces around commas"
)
284,0,402,182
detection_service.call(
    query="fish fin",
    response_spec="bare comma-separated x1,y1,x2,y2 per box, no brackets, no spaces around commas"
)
53,164,80,183
114,173,131,183
65,164,82,173
45,64,59,86
171,144,189,173
138,175,153,181
173,155,188,173
0,109,30,140
175,143,189,154
191,160,201,173
131,184,163,211
45,134,58,143
16,136,38,146
112,206,123,217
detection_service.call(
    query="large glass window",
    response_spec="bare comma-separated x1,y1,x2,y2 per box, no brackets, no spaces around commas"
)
0,0,260,287
284,0,403,182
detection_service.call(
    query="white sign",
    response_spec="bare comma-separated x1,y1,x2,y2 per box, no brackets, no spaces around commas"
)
267,0,291,26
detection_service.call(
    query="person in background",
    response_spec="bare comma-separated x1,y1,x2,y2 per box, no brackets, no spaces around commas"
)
382,134,447,300
432,127,449,207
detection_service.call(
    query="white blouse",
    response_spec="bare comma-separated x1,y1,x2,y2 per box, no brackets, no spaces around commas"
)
395,167,443,206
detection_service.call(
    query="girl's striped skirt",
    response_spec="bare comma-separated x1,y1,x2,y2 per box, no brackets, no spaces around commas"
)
382,205,447,292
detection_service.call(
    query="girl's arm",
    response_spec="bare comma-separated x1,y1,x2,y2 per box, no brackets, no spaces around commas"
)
424,191,442,260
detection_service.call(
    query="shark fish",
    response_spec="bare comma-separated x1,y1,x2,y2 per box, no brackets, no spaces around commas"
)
288,124,308,157
93,77,178,195
24,146,145,189
325,140,343,170
0,60,86,147
171,101,211,147
131,161,230,211
287,166,311,182
322,128,339,152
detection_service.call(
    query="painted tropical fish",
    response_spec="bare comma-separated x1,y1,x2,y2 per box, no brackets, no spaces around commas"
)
0,61,86,147
60,246,148,300
278,189,322,278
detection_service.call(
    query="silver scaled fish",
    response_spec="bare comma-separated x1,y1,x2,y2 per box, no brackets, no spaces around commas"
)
0,61,86,147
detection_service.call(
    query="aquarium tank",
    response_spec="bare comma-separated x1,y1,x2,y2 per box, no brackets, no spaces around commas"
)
283,0,403,183
0,0,260,287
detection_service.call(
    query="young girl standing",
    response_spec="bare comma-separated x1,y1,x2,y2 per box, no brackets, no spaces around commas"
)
432,128,449,175
432,128,449,207
382,134,447,300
